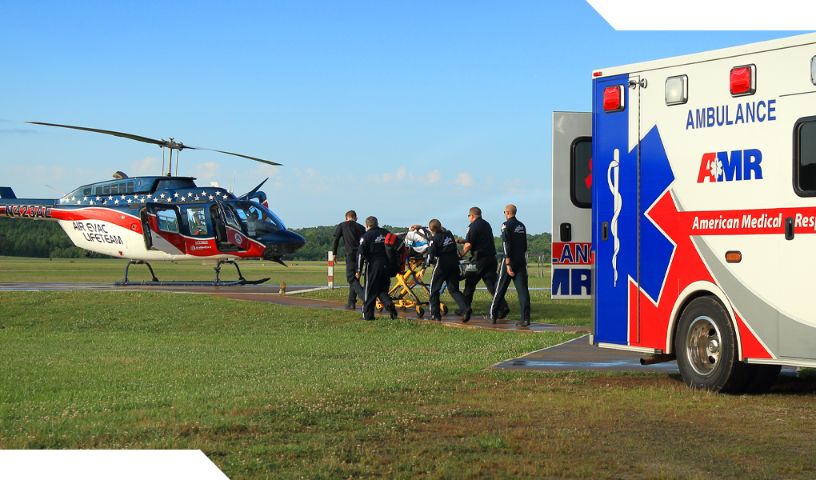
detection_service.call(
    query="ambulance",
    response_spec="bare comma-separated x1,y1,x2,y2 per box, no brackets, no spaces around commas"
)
552,32,816,392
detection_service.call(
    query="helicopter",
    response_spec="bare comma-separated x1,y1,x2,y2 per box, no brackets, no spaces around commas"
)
0,122,306,285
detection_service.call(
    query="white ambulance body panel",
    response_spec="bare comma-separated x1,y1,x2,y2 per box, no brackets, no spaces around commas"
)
551,112,592,299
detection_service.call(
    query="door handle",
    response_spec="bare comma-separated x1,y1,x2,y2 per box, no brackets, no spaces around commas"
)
785,217,794,240
602,222,609,241
560,222,572,242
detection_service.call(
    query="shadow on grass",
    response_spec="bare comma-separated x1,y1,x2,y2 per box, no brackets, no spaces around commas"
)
664,372,816,395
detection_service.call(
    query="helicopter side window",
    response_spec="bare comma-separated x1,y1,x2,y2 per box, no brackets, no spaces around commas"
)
186,207,209,236
83,188,92,196
110,184,119,195
126,182,134,194
156,209,179,233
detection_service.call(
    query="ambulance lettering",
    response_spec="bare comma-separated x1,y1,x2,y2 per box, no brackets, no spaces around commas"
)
696,149,763,183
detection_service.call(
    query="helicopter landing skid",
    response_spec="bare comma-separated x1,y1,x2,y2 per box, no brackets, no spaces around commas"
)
115,259,270,286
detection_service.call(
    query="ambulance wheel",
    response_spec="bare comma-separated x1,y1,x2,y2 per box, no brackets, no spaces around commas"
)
441,304,449,316
744,364,781,394
675,296,751,393
415,306,425,318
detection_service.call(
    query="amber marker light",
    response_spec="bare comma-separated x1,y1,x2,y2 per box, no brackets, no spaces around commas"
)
725,251,742,263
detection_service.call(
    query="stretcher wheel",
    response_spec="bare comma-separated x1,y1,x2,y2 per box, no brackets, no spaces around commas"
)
415,306,425,318
376,306,383,313
441,304,449,316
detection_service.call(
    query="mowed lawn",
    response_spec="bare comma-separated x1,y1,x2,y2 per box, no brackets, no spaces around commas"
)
1,292,816,478
0,256,553,288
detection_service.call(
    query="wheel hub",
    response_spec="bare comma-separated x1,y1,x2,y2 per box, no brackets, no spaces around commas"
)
686,316,723,376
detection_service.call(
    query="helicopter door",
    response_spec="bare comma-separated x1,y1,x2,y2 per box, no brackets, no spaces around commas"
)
213,202,248,252
143,204,185,254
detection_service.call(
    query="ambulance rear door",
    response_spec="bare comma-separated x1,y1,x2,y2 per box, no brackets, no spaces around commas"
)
551,111,593,299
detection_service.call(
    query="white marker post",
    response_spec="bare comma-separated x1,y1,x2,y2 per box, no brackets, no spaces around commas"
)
327,251,335,289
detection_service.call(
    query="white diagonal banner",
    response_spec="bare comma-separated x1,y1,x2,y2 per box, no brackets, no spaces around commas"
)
0,450,228,479
587,0,816,30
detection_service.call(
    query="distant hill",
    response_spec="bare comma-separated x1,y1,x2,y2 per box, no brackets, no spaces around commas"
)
0,219,551,262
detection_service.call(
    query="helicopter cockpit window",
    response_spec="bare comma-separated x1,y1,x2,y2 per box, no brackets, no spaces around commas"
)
186,207,209,236
156,209,179,233
231,201,283,235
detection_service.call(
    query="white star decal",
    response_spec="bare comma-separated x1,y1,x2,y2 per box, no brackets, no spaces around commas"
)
89,201,94,206
95,196,101,201
76,200,81,204
114,200,120,204
160,193,166,198
201,191,206,196
108,196,113,201
187,192,193,197
127,199,132,204
82,196,87,201
194,196,200,201
173,192,179,198
208,195,214,200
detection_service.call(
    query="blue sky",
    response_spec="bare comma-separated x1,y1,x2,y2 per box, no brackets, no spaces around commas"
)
0,1,800,233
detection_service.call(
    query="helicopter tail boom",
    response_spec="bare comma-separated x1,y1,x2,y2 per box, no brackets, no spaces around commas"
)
0,187,17,199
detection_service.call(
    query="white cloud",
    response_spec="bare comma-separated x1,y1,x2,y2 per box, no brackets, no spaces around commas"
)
131,156,160,176
424,170,441,185
195,161,220,182
395,166,408,182
454,172,474,187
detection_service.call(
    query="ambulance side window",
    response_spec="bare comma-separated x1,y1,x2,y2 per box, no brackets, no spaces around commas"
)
571,137,592,208
795,118,816,196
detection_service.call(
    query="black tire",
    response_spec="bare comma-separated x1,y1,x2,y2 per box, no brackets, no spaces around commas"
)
441,304,449,316
416,306,425,318
674,296,751,393
744,364,781,394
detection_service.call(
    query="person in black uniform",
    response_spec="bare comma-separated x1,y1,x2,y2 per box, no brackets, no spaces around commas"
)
332,210,366,310
490,204,531,326
427,219,471,322
357,216,398,320
461,206,509,319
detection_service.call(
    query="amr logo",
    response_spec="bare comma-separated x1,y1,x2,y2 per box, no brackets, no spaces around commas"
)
696,149,763,183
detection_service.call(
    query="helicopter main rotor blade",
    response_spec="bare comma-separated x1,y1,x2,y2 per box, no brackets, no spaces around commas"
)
28,121,283,166
185,146,282,166
28,121,167,148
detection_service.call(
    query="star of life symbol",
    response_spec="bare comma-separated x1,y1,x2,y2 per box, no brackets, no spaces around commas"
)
233,232,242,245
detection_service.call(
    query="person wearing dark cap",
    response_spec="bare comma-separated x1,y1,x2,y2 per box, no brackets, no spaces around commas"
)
461,206,509,320
332,210,366,310
357,216,398,320
427,218,471,322
490,204,530,326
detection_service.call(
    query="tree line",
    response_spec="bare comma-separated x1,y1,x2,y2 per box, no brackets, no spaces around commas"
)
0,219,551,261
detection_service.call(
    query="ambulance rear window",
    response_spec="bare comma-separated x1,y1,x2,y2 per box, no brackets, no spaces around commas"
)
795,118,816,195
571,137,592,208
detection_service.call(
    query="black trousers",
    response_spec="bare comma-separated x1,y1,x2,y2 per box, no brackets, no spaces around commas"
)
345,251,365,306
362,260,394,320
429,258,468,318
490,263,530,321
463,256,508,314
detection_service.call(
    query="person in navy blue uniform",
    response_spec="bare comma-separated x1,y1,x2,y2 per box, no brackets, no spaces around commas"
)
490,204,530,326
426,219,471,322
461,206,509,318
357,216,397,320
332,210,366,310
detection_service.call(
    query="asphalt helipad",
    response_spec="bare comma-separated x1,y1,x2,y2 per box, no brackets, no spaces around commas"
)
495,335,680,373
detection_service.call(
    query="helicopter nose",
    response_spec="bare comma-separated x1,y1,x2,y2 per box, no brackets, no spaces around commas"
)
262,230,306,258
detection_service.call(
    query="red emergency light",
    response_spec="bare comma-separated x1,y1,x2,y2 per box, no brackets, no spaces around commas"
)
730,65,755,96
603,85,624,112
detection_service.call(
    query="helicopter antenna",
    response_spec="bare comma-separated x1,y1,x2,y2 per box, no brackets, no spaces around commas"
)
27,121,284,175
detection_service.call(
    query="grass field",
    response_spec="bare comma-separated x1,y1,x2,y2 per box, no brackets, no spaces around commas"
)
0,256,553,287
2,258,815,478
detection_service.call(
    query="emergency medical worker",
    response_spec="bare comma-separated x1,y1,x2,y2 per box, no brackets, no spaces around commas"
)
461,206,509,318
357,216,398,320
490,204,531,326
427,219,471,322
332,210,366,310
